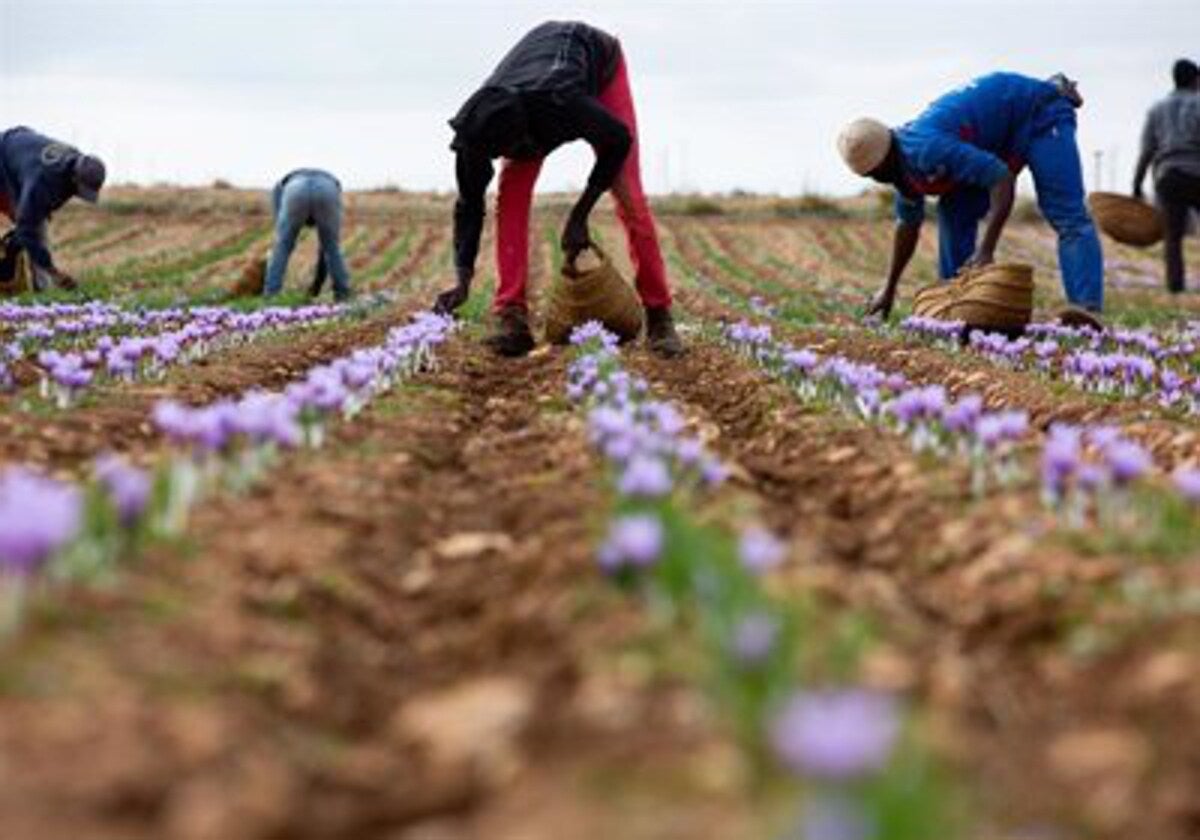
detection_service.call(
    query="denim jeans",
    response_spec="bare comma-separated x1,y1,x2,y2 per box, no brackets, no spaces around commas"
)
935,104,1105,311
264,172,351,298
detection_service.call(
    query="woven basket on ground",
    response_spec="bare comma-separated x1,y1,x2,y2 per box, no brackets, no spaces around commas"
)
543,246,643,345
1087,192,1163,248
913,262,1034,332
231,253,268,298
952,262,1034,331
912,283,959,320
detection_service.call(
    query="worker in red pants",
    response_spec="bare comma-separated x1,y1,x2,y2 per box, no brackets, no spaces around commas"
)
435,21,682,357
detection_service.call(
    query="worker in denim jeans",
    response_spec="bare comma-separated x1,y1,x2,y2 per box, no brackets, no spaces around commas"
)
264,169,352,301
839,72,1105,327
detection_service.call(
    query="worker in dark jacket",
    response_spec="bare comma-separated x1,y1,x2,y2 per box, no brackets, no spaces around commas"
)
838,73,1104,326
264,168,352,302
1134,58,1200,293
0,126,106,291
434,21,682,358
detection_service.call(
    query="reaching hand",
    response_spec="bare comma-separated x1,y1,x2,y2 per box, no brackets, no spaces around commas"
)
561,216,591,264
962,249,995,271
433,283,469,316
865,286,895,321
53,269,79,291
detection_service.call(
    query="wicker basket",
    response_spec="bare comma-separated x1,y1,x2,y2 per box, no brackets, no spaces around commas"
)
912,282,959,319
1087,192,1163,248
231,253,267,298
951,263,1034,331
913,262,1034,331
543,246,643,345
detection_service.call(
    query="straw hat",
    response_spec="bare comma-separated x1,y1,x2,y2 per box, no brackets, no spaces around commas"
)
837,118,892,176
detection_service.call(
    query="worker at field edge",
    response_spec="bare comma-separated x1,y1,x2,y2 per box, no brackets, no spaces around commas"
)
838,72,1105,325
0,126,106,292
264,168,352,302
1133,58,1200,294
434,20,683,358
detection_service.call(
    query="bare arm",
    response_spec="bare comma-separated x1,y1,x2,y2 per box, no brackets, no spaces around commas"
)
435,149,494,315
867,219,921,320
970,172,1016,265
561,95,632,259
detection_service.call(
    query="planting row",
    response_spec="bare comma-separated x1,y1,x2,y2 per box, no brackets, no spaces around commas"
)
0,312,456,632
568,323,956,837
722,320,1200,545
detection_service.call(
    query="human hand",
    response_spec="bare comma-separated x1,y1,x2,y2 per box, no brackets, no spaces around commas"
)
561,215,591,264
53,269,79,291
864,285,895,321
433,282,469,316
962,249,995,270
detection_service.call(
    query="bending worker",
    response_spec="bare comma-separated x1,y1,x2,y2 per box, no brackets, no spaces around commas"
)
838,72,1104,324
1134,58,1200,294
434,20,683,358
264,168,352,302
0,126,106,292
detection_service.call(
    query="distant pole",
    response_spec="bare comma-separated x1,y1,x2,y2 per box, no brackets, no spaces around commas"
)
1093,150,1104,192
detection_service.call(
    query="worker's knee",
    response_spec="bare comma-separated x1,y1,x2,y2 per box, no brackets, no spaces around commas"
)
1039,198,1093,240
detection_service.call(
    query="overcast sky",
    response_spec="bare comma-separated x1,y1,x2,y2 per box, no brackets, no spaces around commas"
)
2,0,1196,195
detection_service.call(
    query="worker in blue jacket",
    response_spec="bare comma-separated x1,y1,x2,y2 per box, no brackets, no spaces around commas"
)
0,126,106,291
837,73,1104,324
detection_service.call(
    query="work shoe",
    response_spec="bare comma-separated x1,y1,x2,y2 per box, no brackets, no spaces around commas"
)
334,289,353,304
485,305,536,358
1056,306,1105,333
645,306,684,358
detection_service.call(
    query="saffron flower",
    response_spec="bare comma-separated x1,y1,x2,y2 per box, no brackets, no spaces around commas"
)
770,688,901,781
597,514,664,574
93,455,152,527
739,527,786,574
0,468,83,574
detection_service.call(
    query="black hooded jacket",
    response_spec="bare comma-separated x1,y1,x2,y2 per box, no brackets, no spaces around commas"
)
0,126,85,270
449,22,631,276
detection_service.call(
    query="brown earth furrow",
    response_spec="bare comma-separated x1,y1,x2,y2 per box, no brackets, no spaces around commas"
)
0,305,420,473
628,339,1200,840
0,340,748,840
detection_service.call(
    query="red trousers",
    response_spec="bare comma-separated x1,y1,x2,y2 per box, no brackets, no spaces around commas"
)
493,54,672,312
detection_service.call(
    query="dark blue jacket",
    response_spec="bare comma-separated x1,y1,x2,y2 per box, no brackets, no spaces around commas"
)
893,73,1074,224
0,126,86,269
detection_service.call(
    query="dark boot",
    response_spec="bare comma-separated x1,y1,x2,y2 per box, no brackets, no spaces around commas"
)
645,306,684,358
485,305,536,358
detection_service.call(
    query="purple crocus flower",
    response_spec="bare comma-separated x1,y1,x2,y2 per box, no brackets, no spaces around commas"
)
0,468,83,574
1105,441,1151,486
618,456,673,498
770,688,901,780
739,527,786,573
729,612,779,666
1173,468,1200,503
1042,425,1081,500
942,394,984,434
596,513,663,573
94,454,152,527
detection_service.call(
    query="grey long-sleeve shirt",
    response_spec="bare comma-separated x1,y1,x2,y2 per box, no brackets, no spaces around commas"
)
1141,90,1200,180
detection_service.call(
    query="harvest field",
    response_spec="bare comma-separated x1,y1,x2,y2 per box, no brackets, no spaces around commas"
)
4,186,1200,840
